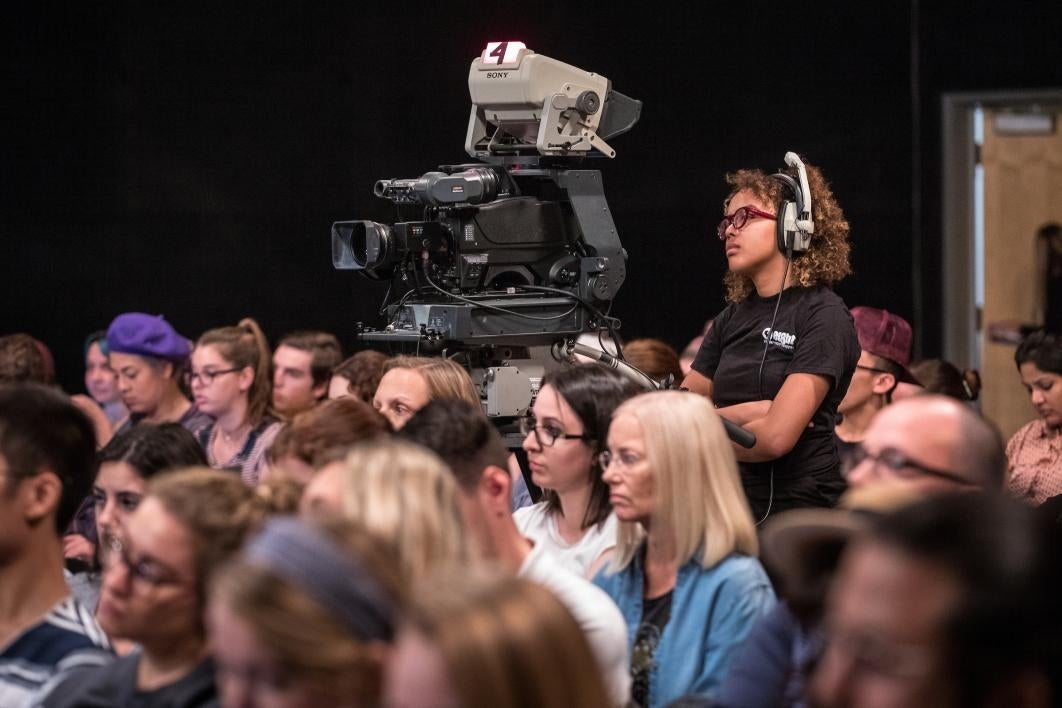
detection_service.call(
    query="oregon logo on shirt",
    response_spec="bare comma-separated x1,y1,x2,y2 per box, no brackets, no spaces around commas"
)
762,327,796,351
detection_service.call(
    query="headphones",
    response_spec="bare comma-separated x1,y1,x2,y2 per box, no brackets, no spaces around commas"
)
770,152,815,255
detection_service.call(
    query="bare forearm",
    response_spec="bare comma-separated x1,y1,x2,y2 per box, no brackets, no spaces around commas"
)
727,373,830,463
715,400,772,427
732,416,788,462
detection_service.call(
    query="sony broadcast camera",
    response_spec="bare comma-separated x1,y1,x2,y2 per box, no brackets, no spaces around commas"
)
331,42,642,417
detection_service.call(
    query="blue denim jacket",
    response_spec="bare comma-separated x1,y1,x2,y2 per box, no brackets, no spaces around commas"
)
594,551,775,708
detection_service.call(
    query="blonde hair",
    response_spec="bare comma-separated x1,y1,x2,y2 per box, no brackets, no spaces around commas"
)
609,391,758,572
403,567,611,708
332,439,473,584
196,317,273,425
210,518,402,705
722,158,851,303
382,356,481,407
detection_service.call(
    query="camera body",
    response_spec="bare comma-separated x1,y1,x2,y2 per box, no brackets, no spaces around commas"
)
331,42,641,416
333,166,578,293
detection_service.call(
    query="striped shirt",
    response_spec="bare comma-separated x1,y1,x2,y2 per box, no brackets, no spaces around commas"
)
0,597,113,708
198,417,282,486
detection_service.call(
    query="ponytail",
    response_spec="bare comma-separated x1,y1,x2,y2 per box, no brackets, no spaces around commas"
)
238,318,273,424
197,317,274,426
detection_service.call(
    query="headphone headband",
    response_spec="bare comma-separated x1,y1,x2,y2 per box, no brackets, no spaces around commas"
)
769,171,809,255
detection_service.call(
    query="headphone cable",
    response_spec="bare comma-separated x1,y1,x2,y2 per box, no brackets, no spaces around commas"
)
754,243,793,526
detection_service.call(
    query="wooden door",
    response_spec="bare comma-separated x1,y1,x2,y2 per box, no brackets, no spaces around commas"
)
981,109,1062,439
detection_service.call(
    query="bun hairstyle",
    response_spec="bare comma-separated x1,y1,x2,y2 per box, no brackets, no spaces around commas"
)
909,359,982,402
147,466,294,612
196,318,273,424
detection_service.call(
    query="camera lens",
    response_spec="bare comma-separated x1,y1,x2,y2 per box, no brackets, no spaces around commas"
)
331,220,394,276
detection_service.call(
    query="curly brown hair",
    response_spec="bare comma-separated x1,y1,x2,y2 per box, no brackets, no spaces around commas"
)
722,158,851,302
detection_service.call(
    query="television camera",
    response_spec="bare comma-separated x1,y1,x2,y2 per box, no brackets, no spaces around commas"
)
331,42,642,419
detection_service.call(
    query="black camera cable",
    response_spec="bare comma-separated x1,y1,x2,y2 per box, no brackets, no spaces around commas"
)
417,258,579,322
517,284,624,347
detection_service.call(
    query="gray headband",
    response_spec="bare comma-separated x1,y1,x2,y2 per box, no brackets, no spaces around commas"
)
245,517,394,641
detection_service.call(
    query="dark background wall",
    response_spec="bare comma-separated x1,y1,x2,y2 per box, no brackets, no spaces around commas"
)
4,2,1061,392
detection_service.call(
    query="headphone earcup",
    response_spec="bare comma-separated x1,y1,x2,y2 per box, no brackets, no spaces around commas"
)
776,200,795,253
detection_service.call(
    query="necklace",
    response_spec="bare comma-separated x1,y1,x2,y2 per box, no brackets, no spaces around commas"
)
220,424,250,442
212,423,252,464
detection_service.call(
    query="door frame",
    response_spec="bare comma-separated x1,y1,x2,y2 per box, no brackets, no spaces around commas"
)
940,88,1062,368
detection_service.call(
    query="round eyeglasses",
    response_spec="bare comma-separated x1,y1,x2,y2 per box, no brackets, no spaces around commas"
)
717,205,777,240
597,449,645,471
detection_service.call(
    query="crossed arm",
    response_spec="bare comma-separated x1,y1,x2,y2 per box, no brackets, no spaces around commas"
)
683,369,830,462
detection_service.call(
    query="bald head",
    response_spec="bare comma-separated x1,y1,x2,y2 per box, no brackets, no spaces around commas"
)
847,395,1004,493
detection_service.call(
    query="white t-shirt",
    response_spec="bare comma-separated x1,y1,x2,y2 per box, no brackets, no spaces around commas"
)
519,539,631,707
513,502,617,578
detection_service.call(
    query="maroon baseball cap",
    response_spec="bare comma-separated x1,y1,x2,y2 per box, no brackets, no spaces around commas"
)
851,307,920,385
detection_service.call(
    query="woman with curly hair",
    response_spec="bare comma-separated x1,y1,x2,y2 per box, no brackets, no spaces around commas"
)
683,155,860,521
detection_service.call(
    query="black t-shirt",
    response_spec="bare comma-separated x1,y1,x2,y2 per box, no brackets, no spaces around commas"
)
631,590,673,708
692,286,859,488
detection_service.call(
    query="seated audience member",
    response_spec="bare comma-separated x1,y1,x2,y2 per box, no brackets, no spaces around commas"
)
191,318,281,485
0,334,116,568
83,331,128,431
372,356,481,430
209,517,402,708
835,307,920,474
328,349,388,402
908,358,981,402
375,354,538,512
385,568,612,708
369,355,538,507
1006,330,1062,505
301,440,473,585
595,391,775,708
0,333,52,383
846,394,1005,493
105,313,211,435
67,424,208,614
43,467,288,708
810,494,1062,708
0,334,112,448
517,364,641,577
0,385,111,708
400,400,631,705
622,338,684,386
716,484,923,708
271,331,342,420
263,397,389,484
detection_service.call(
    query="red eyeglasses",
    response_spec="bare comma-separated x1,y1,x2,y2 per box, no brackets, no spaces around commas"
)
717,206,777,240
